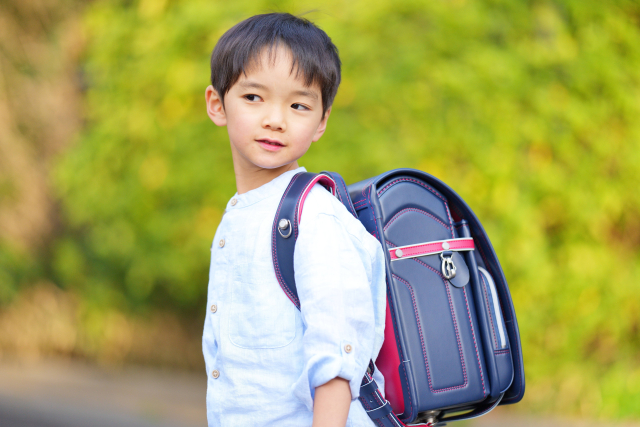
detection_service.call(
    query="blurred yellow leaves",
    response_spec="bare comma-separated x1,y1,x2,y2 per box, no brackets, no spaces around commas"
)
139,155,168,190
161,96,191,127
0,284,77,362
577,286,601,318
138,0,168,19
528,142,553,170
0,281,203,367
529,3,579,64
567,244,603,280
557,371,586,412
166,60,199,94
334,78,355,107
127,106,155,141
125,262,155,300
490,181,519,214
196,206,222,240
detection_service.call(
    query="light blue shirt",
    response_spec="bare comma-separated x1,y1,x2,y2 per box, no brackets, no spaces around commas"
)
203,167,387,427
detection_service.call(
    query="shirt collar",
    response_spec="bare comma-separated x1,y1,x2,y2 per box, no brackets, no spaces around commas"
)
225,167,307,210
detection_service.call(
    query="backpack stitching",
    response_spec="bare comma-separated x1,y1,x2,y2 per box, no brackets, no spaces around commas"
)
453,201,522,402
480,275,498,349
383,208,451,232
462,286,487,397
377,178,454,235
392,273,468,393
367,185,380,239
472,218,522,402
333,173,357,217
386,280,414,420
271,174,301,308
386,240,469,393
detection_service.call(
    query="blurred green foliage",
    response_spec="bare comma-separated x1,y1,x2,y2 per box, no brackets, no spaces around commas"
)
3,0,639,420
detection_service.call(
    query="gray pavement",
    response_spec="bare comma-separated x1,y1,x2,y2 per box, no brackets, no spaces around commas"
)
0,359,637,427
0,359,206,427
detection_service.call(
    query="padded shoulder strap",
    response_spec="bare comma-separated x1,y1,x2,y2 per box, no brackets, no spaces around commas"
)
271,172,339,308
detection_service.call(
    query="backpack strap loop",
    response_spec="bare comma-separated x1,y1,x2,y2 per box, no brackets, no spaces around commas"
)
366,401,394,420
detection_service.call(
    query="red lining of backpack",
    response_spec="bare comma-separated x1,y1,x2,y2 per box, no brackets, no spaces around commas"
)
376,300,405,415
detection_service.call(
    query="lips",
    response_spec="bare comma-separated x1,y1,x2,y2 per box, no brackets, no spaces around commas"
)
257,138,284,146
257,138,285,152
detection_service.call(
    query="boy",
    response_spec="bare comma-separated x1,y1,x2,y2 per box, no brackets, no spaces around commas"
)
203,13,386,427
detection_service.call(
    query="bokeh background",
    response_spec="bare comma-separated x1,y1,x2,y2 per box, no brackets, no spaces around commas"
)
1,0,639,422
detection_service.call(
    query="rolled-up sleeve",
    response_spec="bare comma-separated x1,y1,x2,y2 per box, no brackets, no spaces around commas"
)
291,198,386,410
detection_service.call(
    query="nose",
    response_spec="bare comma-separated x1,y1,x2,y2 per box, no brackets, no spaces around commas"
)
262,105,286,132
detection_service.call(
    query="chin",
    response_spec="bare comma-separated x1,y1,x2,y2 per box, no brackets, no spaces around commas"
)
257,162,295,170
252,157,299,170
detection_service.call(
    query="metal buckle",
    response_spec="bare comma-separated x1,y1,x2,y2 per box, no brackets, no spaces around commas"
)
409,410,441,426
278,218,292,238
440,251,456,279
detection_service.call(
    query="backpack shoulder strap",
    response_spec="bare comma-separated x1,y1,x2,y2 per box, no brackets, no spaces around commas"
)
272,171,340,308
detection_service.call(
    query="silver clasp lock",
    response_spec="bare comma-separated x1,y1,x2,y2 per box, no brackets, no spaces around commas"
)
278,218,292,238
440,251,456,279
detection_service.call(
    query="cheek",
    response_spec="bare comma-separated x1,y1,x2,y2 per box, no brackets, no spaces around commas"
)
294,119,323,140
226,112,254,140
290,128,315,148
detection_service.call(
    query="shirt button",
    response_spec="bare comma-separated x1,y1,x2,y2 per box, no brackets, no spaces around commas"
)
210,304,217,313
230,198,237,206
218,239,225,248
212,370,220,379
344,344,353,353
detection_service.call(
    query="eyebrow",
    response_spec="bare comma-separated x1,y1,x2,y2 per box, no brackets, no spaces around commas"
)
292,89,319,101
238,81,268,91
238,81,319,101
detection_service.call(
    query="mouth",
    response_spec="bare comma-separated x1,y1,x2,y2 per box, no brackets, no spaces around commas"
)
256,138,285,152
256,138,284,147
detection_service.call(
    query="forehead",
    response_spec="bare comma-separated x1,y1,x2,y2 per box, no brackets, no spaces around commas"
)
240,46,321,92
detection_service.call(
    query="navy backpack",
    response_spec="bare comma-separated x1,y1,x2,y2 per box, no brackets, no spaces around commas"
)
272,169,524,426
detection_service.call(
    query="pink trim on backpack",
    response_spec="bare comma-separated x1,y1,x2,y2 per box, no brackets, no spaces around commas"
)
297,174,337,223
389,238,475,261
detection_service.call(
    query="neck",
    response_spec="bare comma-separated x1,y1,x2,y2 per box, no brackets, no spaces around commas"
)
234,161,300,194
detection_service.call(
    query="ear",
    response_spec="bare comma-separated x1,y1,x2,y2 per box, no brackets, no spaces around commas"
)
312,107,331,142
205,85,227,126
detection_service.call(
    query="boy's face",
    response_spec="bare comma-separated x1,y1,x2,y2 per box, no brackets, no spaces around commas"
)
206,48,330,184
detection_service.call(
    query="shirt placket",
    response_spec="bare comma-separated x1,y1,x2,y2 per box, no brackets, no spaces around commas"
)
209,210,234,385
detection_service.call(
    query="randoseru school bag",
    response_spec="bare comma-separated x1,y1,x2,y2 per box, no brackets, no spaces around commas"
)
272,169,524,426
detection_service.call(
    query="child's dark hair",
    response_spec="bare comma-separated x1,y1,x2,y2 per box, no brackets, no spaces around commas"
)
210,13,341,116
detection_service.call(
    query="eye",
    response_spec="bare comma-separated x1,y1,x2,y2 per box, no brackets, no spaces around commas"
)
244,94,262,102
291,103,310,111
